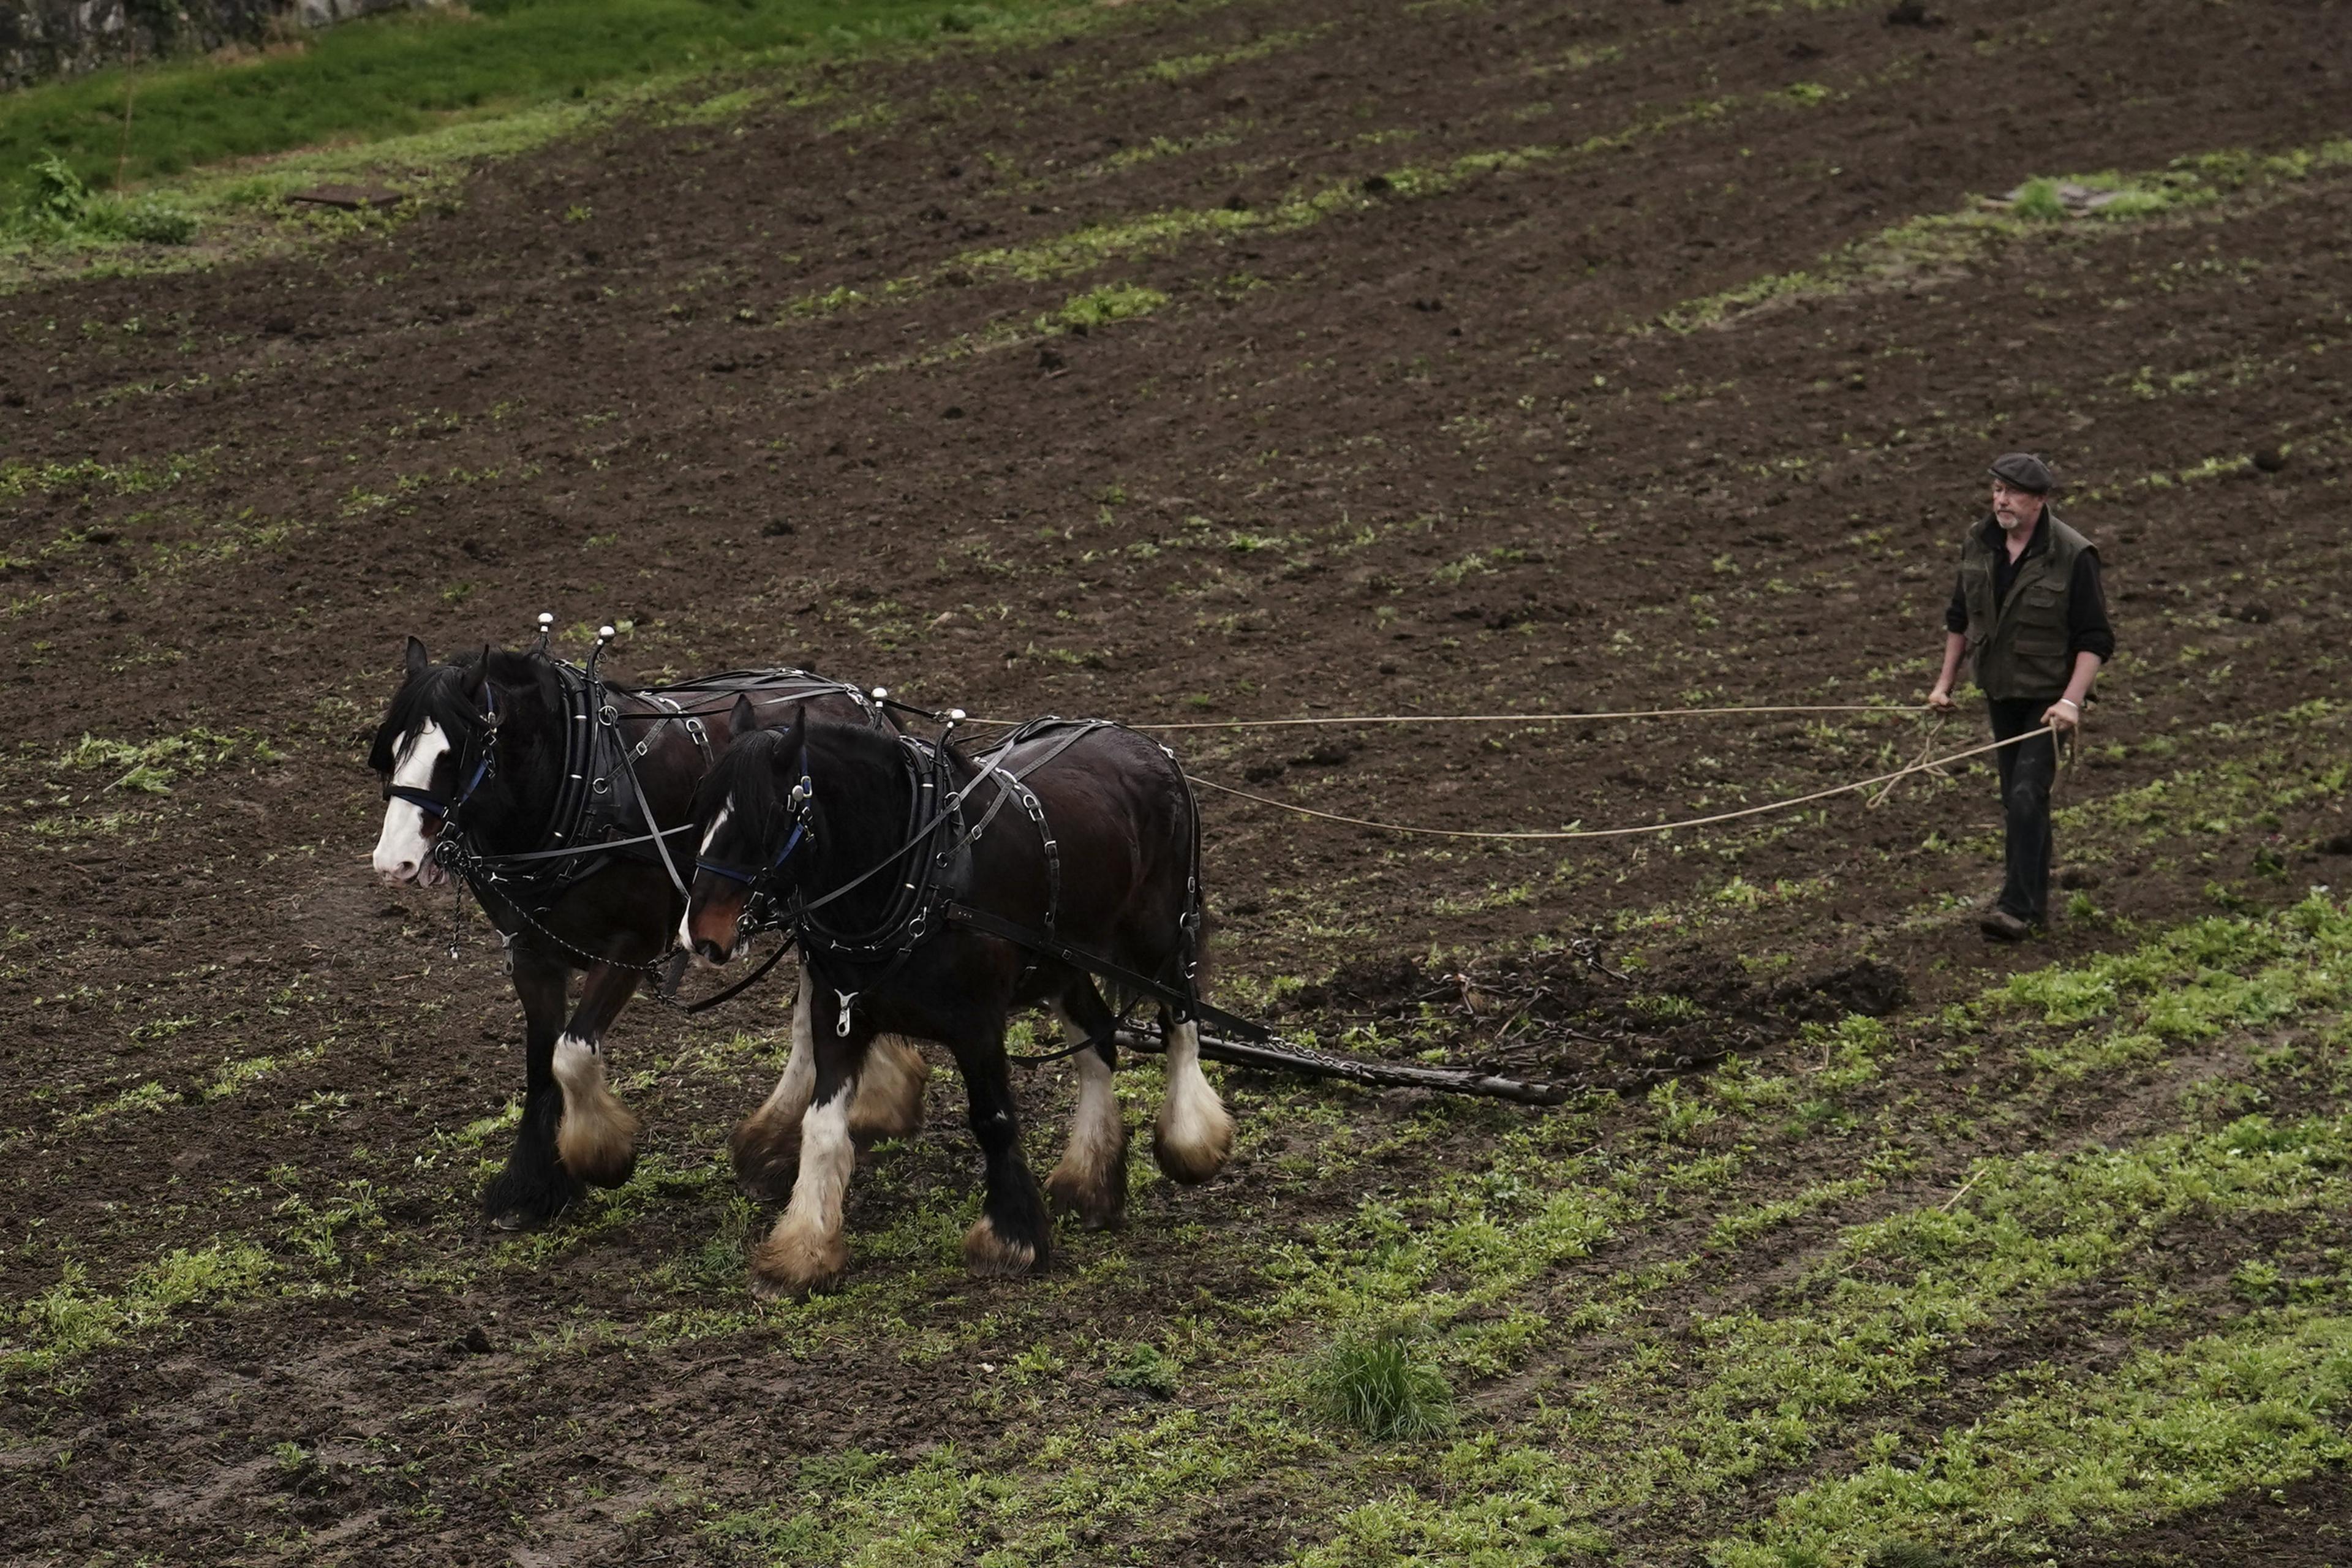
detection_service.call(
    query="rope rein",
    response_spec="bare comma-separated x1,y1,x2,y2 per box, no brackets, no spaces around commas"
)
952,702,1931,731
1183,723,2063,841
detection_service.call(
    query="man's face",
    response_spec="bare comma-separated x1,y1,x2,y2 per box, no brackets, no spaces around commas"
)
1990,478,2045,533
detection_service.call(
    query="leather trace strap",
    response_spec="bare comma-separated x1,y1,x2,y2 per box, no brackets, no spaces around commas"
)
940,902,1272,1043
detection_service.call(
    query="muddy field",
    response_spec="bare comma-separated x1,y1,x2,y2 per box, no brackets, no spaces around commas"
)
4,0,2352,1561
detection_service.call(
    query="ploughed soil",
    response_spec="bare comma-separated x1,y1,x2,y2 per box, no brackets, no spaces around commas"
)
3,0,2351,1562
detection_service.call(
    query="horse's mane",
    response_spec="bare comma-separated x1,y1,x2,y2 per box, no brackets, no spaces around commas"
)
367,647,562,774
695,716,935,852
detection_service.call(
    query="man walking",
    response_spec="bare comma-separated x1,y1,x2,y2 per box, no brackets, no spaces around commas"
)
1926,453,2116,941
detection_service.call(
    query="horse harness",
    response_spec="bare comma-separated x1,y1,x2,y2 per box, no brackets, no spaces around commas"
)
705,717,1244,1060
408,662,883,972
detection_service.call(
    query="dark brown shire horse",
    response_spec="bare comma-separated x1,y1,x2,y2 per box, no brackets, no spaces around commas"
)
367,639,930,1229
680,699,1235,1299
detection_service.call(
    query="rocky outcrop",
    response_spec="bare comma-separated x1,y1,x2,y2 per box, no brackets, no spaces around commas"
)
1,0,418,92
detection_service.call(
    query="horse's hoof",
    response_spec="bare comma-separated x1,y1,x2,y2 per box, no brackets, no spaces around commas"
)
489,1207,548,1233
571,1152,638,1191
1153,1099,1235,1186
963,1215,1047,1278
748,1228,846,1300
1046,1169,1125,1232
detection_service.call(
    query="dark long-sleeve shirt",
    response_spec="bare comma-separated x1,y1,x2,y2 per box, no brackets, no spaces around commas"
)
1943,514,2116,662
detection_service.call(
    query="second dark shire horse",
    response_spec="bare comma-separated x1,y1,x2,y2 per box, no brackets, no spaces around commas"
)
367,639,929,1229
680,699,1235,1299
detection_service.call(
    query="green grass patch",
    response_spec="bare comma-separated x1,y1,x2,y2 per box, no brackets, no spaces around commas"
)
1988,893,2351,1078
1721,1306,2352,1567
0,0,1085,203
3,1242,273,1381
1656,135,2352,332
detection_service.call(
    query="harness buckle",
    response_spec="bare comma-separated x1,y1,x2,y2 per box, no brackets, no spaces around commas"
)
835,990,857,1037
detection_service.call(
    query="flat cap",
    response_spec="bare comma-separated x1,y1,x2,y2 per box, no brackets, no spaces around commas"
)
1988,451,2054,493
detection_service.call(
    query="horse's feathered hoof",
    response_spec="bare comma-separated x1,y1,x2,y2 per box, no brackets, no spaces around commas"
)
749,1226,848,1300
1152,1099,1235,1186
553,1036,643,1188
963,1215,1048,1277
488,1205,556,1233
1047,1118,1129,1230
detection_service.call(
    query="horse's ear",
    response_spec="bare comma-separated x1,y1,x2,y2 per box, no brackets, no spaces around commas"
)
403,636,429,678
464,644,494,702
729,692,761,737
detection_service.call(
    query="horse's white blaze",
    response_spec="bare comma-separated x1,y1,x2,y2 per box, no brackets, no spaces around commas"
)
680,801,734,954
372,720,450,886
1153,1019,1235,1185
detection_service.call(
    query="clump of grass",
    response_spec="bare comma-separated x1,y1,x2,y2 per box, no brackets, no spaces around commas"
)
1306,1321,1456,1439
1048,281,1168,330
2007,175,2068,222
4,153,195,246
1105,1342,1179,1399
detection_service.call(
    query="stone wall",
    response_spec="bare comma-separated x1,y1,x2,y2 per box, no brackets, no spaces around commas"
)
0,0,418,92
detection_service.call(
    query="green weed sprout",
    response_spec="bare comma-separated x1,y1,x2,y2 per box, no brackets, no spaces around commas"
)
1105,1342,1180,1400
2008,176,2068,222
9,153,195,245
1305,1321,1456,1439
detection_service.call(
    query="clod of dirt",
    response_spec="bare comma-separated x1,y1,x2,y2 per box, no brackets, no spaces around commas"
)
761,519,796,537
2319,833,2352,856
1224,194,1251,213
263,315,296,336
2252,446,2288,472
1292,738,1359,768
454,1326,493,1354
943,405,966,420
2056,867,2102,890
1243,761,1285,783
2232,602,2273,624
944,265,974,285
1774,957,1910,1019
1294,954,1434,1014
1038,345,1066,372
1883,1,1944,25
1360,174,1393,195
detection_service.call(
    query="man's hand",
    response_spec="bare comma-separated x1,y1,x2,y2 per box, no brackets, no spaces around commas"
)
1926,685,1957,714
2041,696,2081,734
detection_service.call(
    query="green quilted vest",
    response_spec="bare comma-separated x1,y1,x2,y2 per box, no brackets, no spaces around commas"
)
1959,512,2094,701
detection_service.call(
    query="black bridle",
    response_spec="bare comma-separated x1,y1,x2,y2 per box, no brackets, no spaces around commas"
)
381,685,500,827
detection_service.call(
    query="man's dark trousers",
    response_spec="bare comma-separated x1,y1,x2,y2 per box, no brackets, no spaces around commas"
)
1988,698,2057,924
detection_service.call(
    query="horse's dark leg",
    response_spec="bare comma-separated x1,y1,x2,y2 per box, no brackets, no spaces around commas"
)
1044,989,1127,1231
954,1030,1052,1277
747,1009,866,1300
550,962,646,1189
483,953,585,1230
1153,1010,1235,1185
